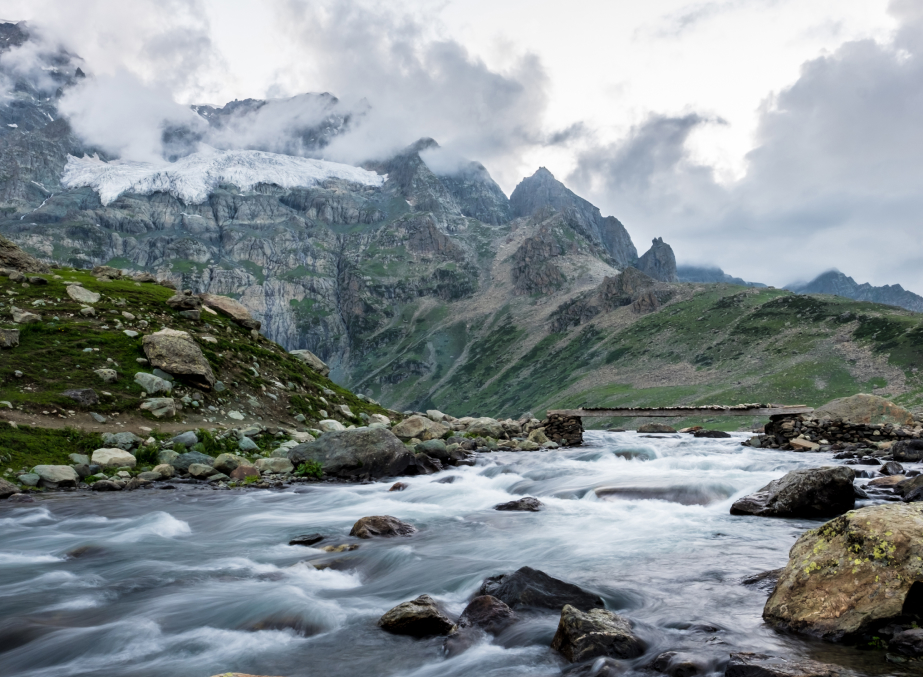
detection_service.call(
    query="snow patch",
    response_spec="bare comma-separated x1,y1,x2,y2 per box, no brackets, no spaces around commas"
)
6,123,16,128
62,147,386,206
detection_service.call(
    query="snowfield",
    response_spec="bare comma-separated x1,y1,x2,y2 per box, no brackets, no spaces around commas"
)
62,147,386,205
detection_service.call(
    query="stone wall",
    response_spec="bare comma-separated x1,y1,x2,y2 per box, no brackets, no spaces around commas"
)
745,413,923,451
543,414,584,447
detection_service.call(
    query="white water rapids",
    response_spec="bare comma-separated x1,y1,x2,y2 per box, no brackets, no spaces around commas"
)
0,431,904,676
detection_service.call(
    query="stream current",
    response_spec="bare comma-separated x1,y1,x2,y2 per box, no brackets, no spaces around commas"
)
0,431,908,676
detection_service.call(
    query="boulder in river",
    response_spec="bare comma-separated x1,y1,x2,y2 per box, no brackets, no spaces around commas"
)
725,652,851,677
456,595,516,634
289,534,324,547
494,497,544,512
891,439,923,462
693,429,731,438
33,465,79,487
551,604,644,662
350,515,417,539
764,503,923,641
729,466,855,518
889,628,923,657
478,566,604,611
287,428,415,479
637,423,676,433
0,477,20,498
814,393,913,425
378,594,455,636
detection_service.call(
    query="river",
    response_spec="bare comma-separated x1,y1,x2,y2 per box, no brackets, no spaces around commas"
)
0,431,906,676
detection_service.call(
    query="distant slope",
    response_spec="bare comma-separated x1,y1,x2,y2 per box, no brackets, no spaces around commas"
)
788,270,923,313
677,265,764,287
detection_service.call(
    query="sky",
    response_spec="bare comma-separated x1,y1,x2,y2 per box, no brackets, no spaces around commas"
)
1,0,922,291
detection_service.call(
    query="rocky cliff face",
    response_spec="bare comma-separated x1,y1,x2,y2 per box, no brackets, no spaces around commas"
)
636,237,678,283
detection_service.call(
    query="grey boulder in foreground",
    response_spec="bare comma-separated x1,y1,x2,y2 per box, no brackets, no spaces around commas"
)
730,466,855,518
378,594,455,637
550,604,644,663
287,427,417,479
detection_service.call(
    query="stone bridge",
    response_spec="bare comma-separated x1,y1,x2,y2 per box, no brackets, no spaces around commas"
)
543,405,814,447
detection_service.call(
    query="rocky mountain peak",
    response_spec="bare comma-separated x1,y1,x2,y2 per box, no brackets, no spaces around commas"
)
509,167,638,269
635,237,678,283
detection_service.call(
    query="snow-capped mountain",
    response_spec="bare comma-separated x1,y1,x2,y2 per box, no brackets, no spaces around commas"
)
62,147,386,205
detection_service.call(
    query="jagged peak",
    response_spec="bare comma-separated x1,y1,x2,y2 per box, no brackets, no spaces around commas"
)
403,137,440,155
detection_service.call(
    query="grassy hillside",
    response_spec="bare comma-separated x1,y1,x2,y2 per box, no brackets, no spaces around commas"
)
354,283,923,429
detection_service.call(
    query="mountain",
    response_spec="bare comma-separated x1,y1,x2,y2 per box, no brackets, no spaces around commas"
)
3,23,923,424
787,270,923,313
677,265,764,287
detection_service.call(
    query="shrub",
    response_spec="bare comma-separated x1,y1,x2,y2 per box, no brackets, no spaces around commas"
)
295,460,323,479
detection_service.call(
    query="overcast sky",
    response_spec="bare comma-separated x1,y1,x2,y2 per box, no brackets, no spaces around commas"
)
3,0,922,291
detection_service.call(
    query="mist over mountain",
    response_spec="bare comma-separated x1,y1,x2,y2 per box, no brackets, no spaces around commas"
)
677,265,765,288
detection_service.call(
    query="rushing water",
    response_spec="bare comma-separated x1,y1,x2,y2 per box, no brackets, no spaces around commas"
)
0,431,909,677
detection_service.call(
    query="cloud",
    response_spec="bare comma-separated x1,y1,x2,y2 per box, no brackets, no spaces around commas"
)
569,1,923,292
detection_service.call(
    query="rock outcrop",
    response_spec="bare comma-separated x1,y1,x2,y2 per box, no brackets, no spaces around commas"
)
634,237,678,283
813,394,913,426
287,428,416,480
764,503,923,641
730,467,855,518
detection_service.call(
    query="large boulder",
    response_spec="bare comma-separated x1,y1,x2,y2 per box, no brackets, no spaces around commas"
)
478,566,603,611
0,477,20,498
350,515,417,539
139,397,176,418
813,393,913,425
725,653,850,677
91,448,137,469
287,428,415,479
32,465,79,487
466,417,504,438
213,453,250,475
378,595,455,637
892,439,923,462
551,605,644,662
764,503,923,641
391,415,449,441
199,293,261,330
289,349,330,377
455,595,515,634
730,467,855,518
141,329,215,389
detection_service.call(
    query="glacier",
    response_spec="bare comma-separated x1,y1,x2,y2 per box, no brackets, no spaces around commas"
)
62,147,386,205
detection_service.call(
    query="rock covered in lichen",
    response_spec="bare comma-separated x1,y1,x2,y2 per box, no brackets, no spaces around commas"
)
764,503,923,641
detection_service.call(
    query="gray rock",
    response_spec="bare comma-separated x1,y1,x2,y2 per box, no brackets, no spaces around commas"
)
90,412,107,423
91,448,137,468
137,471,162,481
187,463,218,478
637,423,677,433
101,432,142,450
730,466,855,518
172,451,215,472
91,480,122,492
62,388,99,407
141,329,215,389
889,628,923,657
238,436,259,452
289,349,330,377
880,461,905,476
18,473,39,486
725,652,852,677
289,533,324,546
214,381,226,393
378,594,454,637
68,453,90,466
0,328,19,348
33,465,79,487
478,566,603,611
551,605,644,662
11,306,41,323
66,285,100,304
171,431,198,447
152,368,174,381
415,439,448,460
892,439,923,462
350,515,417,538
213,453,248,474
0,477,20,498
134,372,172,394
139,397,176,418
494,497,544,512
288,428,416,479
158,449,180,465
152,463,175,478
94,368,118,384
254,457,294,474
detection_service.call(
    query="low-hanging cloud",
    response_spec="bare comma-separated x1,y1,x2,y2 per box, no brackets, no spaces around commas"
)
570,0,923,293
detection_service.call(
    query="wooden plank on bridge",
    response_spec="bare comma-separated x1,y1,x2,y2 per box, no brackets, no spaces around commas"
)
548,405,814,418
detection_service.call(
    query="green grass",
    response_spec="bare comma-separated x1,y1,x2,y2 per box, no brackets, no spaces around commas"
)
0,426,103,471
